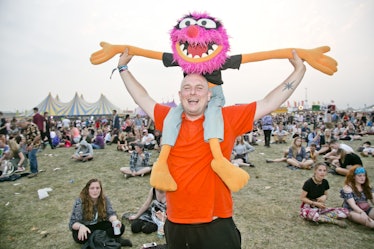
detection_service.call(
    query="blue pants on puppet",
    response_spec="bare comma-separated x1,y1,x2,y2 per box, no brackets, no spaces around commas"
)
162,85,225,145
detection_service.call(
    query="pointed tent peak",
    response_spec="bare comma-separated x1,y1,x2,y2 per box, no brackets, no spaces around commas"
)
72,92,80,100
99,93,106,100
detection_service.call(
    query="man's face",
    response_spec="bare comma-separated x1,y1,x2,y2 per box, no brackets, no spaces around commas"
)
179,74,211,120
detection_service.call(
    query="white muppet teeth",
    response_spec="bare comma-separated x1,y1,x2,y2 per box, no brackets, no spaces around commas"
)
180,43,217,58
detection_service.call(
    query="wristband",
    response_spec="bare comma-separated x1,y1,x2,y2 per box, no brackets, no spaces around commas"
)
110,65,128,79
118,65,128,73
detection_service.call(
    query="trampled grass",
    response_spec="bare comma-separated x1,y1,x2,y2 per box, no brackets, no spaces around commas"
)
1,137,373,249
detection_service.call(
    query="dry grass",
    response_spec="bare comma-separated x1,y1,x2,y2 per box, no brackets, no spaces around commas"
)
1,137,374,249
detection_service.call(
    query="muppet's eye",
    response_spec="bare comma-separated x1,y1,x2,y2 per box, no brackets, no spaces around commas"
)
179,18,197,29
197,18,217,29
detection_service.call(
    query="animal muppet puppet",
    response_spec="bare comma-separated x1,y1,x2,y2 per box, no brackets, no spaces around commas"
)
90,12,337,192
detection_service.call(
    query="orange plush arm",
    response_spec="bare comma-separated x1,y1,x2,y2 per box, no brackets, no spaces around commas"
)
90,41,163,65
241,46,337,75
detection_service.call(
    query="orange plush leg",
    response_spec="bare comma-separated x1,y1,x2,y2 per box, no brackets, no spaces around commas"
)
209,138,250,192
150,144,177,191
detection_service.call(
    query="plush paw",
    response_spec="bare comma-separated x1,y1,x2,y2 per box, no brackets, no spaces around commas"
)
90,42,125,65
211,157,250,192
297,46,338,75
150,161,177,191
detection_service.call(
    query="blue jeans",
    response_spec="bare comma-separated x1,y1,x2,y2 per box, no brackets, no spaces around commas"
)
28,147,39,173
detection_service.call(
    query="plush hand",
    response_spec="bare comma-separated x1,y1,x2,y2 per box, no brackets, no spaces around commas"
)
90,42,126,65
296,46,337,75
90,42,162,65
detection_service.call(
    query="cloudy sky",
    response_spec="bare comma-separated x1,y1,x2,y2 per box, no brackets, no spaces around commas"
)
0,0,373,113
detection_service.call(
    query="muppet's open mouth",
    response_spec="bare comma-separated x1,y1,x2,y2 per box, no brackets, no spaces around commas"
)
179,42,219,59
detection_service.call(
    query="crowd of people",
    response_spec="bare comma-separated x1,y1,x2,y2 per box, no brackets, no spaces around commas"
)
256,108,374,229
1,76,374,247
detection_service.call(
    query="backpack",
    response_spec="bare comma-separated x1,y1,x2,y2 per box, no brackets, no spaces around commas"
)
81,230,121,249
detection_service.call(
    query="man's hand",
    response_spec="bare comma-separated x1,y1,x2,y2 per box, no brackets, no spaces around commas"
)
118,48,134,66
296,46,337,75
289,49,307,73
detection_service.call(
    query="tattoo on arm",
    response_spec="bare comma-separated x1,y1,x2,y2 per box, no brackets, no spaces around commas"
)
283,81,295,91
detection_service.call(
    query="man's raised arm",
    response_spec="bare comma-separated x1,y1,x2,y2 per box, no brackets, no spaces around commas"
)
255,50,306,121
117,49,157,120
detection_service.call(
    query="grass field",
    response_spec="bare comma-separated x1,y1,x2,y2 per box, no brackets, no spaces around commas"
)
1,137,373,249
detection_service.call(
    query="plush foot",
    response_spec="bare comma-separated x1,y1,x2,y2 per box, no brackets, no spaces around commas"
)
211,157,250,192
149,144,177,191
150,160,177,191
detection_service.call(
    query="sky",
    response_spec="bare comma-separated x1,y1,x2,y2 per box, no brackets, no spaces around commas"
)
0,0,373,114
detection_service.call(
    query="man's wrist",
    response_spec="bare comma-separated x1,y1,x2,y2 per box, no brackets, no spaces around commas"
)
118,65,128,73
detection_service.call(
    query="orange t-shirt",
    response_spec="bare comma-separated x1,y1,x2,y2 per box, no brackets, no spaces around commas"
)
154,102,256,224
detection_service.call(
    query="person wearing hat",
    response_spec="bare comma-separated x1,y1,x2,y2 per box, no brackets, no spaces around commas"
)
120,143,152,178
71,140,94,162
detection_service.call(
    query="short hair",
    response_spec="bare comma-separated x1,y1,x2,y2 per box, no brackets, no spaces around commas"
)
33,107,39,111
329,138,338,144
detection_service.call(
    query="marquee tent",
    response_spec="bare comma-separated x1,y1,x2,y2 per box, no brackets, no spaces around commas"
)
30,92,121,116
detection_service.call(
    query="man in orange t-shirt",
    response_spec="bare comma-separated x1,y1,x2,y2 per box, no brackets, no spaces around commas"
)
116,49,306,249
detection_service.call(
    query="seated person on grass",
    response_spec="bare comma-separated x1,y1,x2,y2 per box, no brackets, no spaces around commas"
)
126,187,166,235
273,123,289,144
329,148,363,176
71,140,93,162
359,141,374,157
120,143,152,178
286,136,314,170
300,162,348,227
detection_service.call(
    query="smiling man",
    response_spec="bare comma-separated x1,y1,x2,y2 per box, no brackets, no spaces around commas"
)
179,74,211,119
116,48,306,249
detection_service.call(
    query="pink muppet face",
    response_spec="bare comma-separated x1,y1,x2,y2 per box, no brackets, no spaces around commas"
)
88,181,101,201
170,12,230,74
